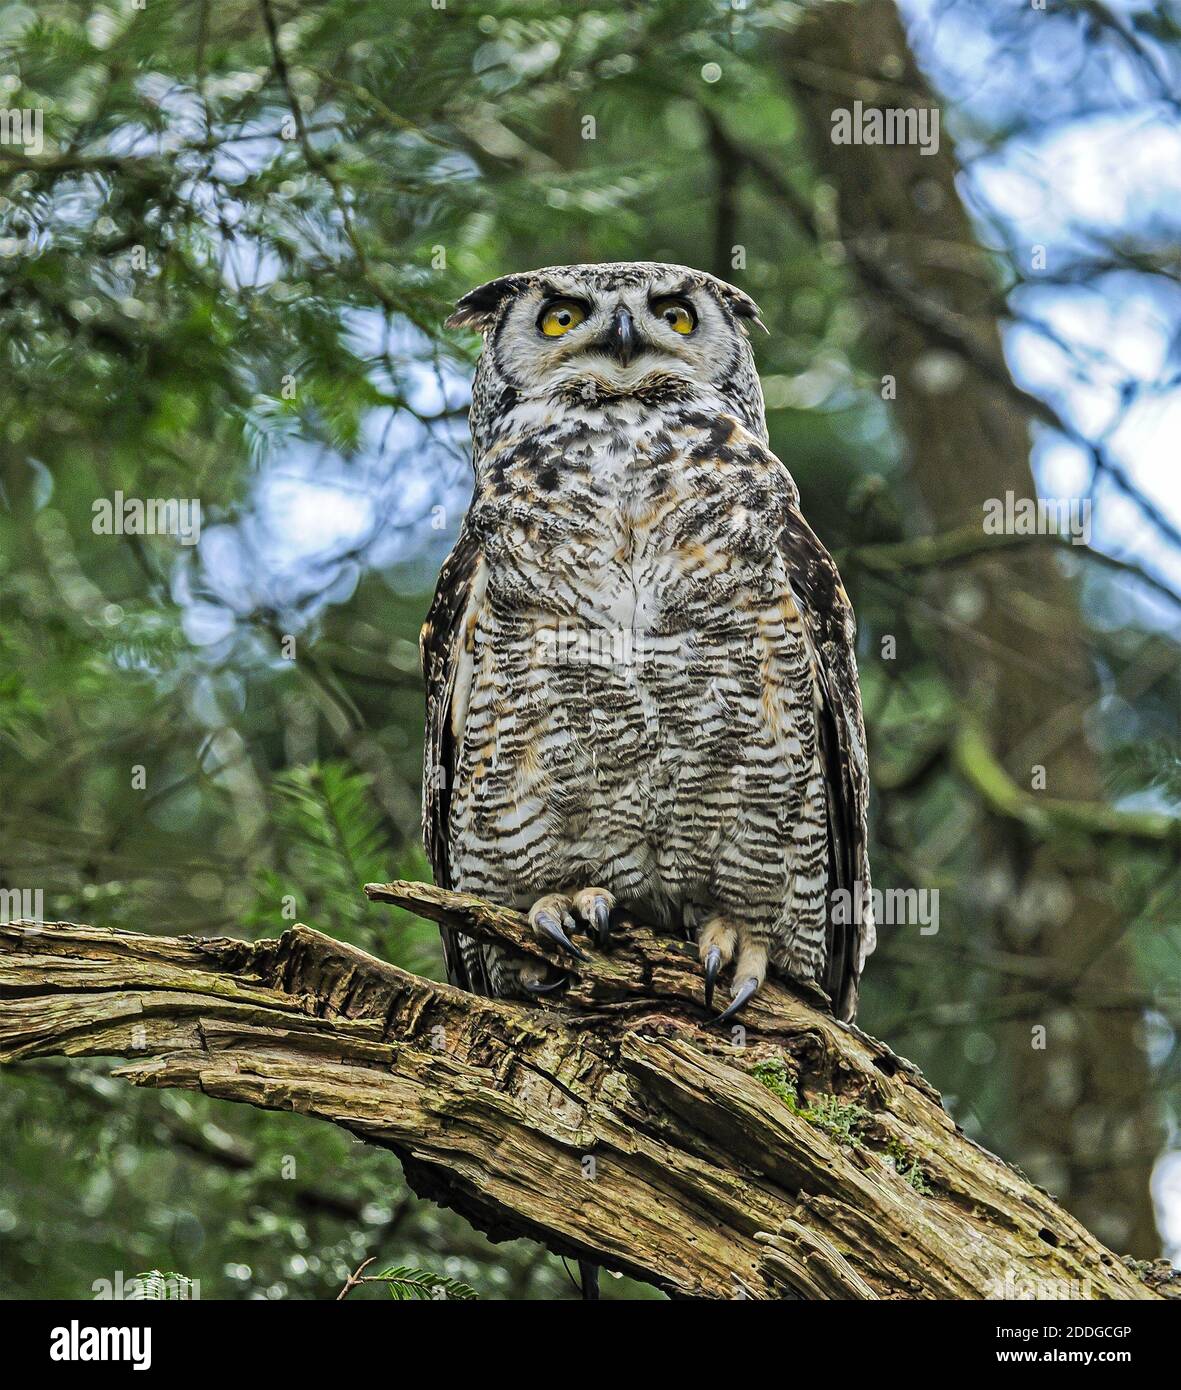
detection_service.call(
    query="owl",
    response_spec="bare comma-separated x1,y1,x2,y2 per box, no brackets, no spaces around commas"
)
421,262,874,1024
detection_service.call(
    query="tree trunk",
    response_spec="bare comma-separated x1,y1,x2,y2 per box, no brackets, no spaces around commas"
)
1,888,1173,1300
781,0,1162,1255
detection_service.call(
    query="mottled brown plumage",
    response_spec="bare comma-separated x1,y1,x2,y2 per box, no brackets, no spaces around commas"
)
422,262,874,1021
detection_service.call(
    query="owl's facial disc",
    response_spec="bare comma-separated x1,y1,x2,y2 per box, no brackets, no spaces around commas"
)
487,269,755,403
573,298,698,369
533,288,705,389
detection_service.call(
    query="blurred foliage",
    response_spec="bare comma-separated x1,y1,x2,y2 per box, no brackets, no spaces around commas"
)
0,0,1178,1297
361,1266,479,1302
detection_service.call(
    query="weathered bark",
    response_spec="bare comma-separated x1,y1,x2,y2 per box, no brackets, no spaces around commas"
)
782,0,1163,1254
0,887,1172,1300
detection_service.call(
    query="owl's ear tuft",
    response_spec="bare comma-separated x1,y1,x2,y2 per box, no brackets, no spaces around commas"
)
713,278,769,335
445,274,528,332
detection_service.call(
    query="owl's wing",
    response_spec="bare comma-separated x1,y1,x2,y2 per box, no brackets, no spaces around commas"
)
420,521,490,996
780,507,875,1021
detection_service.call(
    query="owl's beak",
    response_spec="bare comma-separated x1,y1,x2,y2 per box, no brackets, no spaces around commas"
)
603,307,637,367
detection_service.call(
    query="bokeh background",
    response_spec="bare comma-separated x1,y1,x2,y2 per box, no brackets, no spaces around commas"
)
1,0,1179,1298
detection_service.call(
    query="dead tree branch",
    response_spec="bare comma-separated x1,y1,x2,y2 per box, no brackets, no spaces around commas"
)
0,887,1171,1300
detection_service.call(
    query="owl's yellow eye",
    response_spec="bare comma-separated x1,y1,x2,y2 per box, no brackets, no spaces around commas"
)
652,298,697,334
539,300,587,337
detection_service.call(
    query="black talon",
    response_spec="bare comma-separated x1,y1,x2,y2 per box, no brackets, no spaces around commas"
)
591,900,611,949
703,946,722,1011
536,911,588,961
523,973,570,995
713,976,759,1025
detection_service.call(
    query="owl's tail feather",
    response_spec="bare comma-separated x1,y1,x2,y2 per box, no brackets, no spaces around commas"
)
578,1260,600,1301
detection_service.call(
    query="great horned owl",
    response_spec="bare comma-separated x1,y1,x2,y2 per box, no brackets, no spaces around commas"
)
422,261,874,1023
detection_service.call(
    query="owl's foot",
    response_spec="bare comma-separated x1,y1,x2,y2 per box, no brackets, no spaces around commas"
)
522,972,569,995
529,896,587,962
697,917,737,1012
699,925,767,1024
715,973,761,1024
571,887,615,949
528,888,615,960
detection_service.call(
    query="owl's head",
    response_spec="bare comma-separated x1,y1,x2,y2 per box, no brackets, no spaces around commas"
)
448,261,767,438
